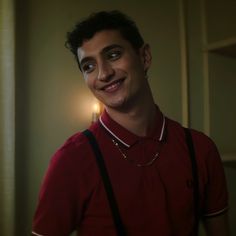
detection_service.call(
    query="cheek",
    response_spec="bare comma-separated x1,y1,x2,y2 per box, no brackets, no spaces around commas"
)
84,75,97,91
83,75,90,87
123,56,144,74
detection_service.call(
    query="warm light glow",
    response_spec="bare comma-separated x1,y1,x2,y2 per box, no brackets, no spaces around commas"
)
92,100,101,123
93,102,100,114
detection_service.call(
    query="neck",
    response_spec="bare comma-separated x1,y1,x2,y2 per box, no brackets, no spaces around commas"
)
105,96,158,137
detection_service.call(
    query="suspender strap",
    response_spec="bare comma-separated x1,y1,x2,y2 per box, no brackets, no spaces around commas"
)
184,128,199,235
83,128,199,235
83,129,126,236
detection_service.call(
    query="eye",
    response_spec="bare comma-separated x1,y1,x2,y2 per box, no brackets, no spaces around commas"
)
81,62,95,74
107,50,122,61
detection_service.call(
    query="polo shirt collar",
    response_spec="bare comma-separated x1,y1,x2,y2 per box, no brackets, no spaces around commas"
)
99,107,166,148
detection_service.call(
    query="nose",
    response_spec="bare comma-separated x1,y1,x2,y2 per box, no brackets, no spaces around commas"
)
97,61,114,81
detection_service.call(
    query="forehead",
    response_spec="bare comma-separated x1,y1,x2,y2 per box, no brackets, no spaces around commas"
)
77,30,131,61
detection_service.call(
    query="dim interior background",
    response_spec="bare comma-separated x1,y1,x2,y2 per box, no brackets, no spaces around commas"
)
0,0,236,235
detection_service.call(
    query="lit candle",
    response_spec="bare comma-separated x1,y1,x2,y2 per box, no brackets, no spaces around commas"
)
92,101,100,123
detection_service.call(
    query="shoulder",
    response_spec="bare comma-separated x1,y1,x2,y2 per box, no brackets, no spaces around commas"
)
167,117,204,138
51,131,88,163
166,117,220,160
48,123,102,173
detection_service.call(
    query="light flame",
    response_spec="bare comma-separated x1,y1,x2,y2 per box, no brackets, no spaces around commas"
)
93,102,100,114
92,100,101,123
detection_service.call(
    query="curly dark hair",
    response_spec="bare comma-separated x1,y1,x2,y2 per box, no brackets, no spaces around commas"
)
65,10,144,64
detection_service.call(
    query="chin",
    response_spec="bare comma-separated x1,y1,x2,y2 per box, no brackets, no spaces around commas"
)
106,98,130,111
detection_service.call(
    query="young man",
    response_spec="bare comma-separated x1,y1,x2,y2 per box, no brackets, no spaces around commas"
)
32,11,229,236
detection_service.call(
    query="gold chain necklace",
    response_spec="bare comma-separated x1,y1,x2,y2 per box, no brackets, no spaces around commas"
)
112,139,160,167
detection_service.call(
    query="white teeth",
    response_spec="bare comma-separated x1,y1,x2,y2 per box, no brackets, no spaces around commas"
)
104,81,120,92
108,84,117,89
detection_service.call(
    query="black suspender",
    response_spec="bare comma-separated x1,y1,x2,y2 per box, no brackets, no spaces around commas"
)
83,128,199,236
184,128,200,235
83,129,126,236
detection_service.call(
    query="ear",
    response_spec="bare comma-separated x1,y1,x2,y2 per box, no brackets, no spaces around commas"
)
139,44,152,73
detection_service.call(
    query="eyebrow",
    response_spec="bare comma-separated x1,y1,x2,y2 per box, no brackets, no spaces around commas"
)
79,44,123,68
101,44,123,54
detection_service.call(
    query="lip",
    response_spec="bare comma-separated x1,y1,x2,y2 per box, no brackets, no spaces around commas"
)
100,78,125,93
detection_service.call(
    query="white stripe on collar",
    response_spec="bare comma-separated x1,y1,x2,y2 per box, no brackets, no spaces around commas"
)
99,114,166,147
99,116,130,147
32,231,45,236
159,115,166,141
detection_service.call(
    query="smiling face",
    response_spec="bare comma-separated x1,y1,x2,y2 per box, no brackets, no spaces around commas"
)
77,30,152,111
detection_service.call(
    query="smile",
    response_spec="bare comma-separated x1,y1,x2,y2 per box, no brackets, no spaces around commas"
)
101,79,124,93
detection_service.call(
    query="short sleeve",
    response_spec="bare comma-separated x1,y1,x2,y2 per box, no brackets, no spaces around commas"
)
32,146,80,236
202,140,228,218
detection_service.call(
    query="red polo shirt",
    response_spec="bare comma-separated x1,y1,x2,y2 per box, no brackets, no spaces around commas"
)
32,109,228,236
